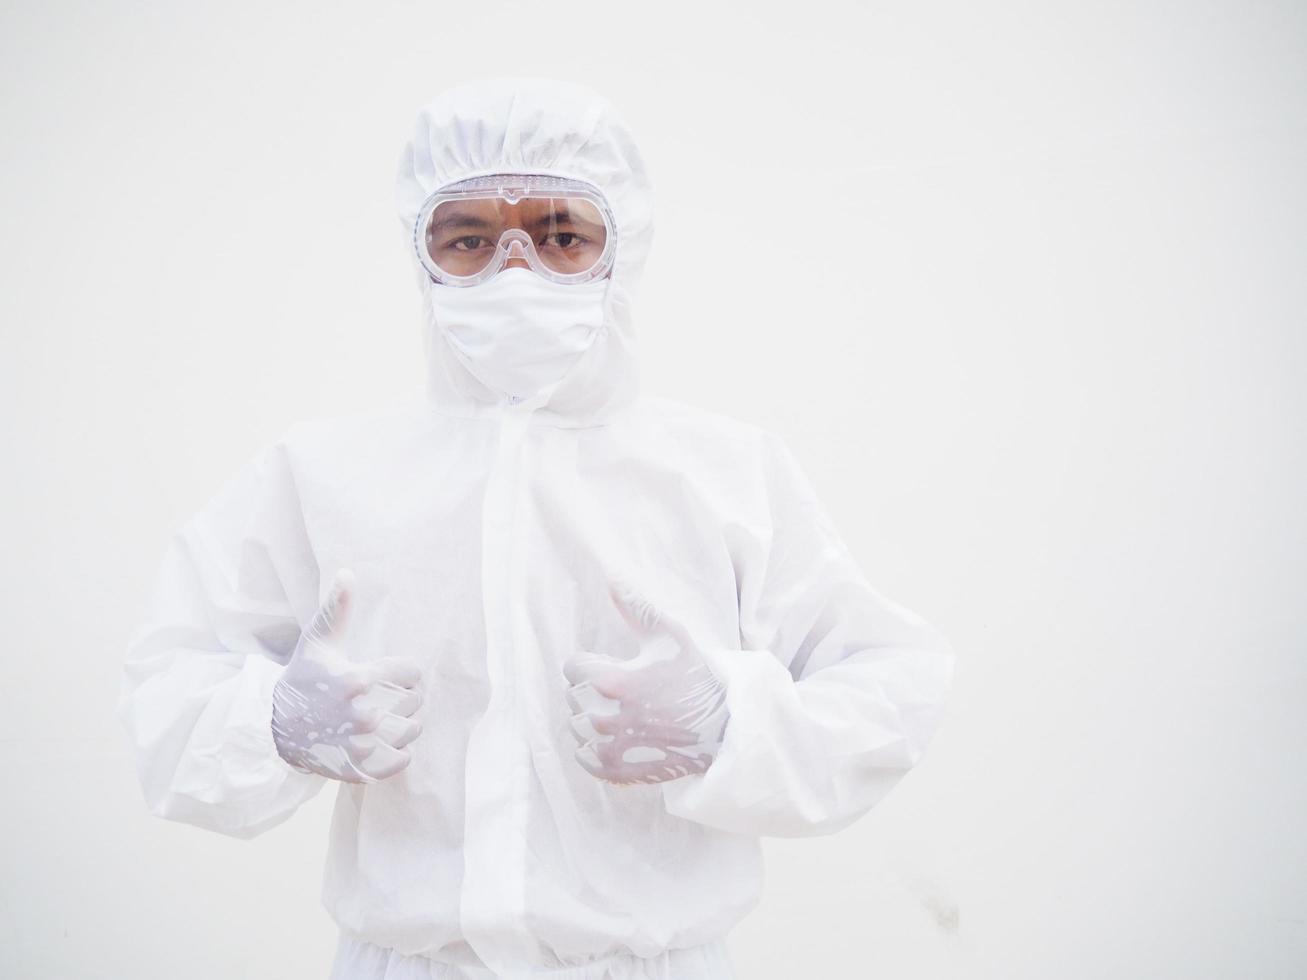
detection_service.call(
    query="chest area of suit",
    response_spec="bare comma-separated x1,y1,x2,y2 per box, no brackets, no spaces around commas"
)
302,428,753,659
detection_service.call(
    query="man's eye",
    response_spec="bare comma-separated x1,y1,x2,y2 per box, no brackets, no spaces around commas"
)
449,236,491,251
542,232,585,249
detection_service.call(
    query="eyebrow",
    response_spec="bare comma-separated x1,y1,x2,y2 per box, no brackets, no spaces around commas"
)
429,214,495,232
430,211,605,234
524,212,604,231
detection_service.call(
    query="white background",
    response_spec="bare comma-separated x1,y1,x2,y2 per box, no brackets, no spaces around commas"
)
2,1,1304,977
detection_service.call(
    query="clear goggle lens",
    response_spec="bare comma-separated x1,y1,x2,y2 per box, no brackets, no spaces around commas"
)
415,175,615,286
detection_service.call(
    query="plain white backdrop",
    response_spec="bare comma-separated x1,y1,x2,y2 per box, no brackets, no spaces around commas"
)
2,1,1304,977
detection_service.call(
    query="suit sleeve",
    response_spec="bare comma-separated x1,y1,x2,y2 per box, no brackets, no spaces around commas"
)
115,437,329,839
661,432,956,837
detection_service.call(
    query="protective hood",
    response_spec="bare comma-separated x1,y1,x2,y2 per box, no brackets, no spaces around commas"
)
395,78,654,427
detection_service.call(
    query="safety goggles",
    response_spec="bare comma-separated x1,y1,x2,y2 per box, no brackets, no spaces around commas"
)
413,174,617,287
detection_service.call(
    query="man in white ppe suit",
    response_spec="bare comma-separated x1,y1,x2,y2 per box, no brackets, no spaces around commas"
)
117,77,956,979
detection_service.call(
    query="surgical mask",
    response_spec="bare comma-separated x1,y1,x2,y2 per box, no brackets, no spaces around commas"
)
428,267,608,402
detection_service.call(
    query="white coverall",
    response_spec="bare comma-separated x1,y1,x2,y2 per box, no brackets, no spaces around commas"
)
116,77,957,980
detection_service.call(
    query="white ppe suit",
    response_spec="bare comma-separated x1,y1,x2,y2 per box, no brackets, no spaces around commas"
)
116,77,957,979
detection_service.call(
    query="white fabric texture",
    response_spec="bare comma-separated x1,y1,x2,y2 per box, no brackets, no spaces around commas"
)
116,77,956,978
329,932,734,980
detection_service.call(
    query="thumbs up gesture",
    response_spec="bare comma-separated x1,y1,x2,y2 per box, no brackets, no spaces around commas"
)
271,569,425,783
563,578,729,785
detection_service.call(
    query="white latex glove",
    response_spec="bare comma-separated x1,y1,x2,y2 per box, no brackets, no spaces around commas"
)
563,578,729,785
271,569,424,783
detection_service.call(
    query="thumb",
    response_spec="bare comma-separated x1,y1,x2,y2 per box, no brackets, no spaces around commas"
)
305,568,355,644
362,656,424,691
607,576,694,649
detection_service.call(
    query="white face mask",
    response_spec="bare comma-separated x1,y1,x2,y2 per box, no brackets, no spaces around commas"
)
428,268,608,402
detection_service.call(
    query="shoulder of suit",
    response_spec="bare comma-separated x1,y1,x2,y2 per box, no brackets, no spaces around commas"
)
637,395,778,451
270,404,432,460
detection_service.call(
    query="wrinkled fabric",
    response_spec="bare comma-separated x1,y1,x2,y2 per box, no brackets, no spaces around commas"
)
116,77,956,978
329,932,735,980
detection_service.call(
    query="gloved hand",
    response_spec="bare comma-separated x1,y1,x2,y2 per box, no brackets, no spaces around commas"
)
271,569,425,783
563,578,729,785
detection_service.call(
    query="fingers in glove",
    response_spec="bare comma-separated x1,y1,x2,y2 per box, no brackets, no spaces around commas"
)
330,671,371,700
606,577,696,650
300,741,373,784
354,679,423,719
567,711,616,745
573,740,609,780
564,680,621,717
364,657,424,691
610,750,712,786
563,653,630,699
573,729,715,785
383,683,424,718
354,742,413,781
574,741,671,786
630,722,706,748
374,712,423,751
348,703,387,735
569,708,705,756
632,755,711,784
